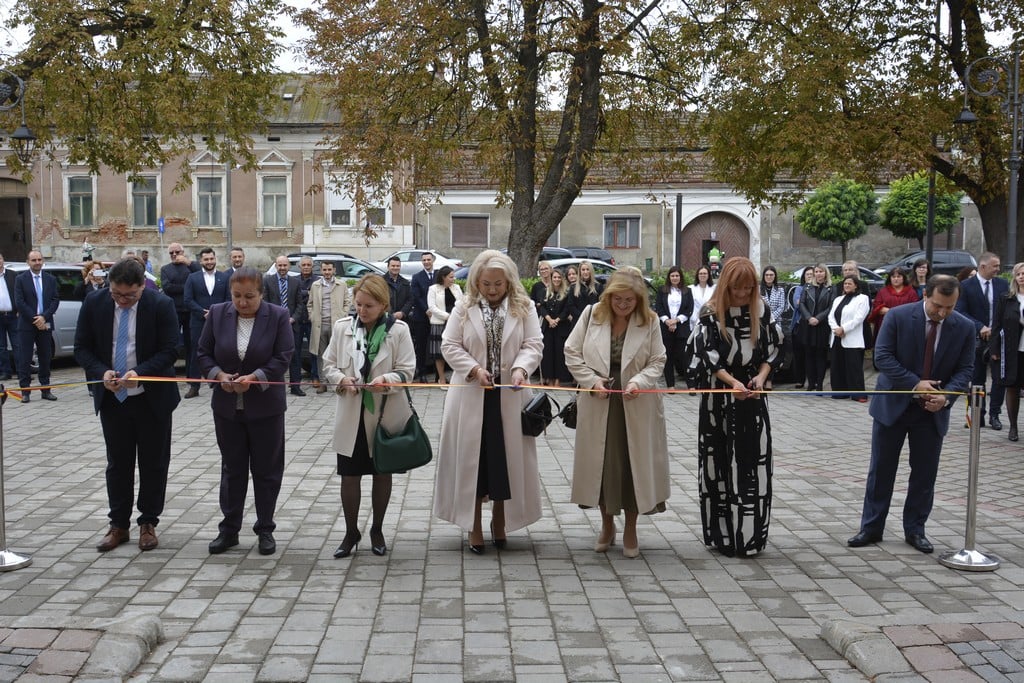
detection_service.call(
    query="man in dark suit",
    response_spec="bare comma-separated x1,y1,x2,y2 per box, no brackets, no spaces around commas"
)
14,250,60,401
74,258,181,552
409,251,435,381
226,247,246,276
955,251,1007,429
183,247,230,398
385,256,413,321
263,255,305,396
848,275,975,554
0,253,21,380
160,242,199,373
295,256,319,389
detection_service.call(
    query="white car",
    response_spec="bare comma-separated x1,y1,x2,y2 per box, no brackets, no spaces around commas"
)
372,249,463,277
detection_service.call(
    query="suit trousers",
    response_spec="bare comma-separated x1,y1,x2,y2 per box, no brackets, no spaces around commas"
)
99,392,173,529
213,410,286,535
188,319,205,390
859,404,944,537
297,321,316,380
829,343,865,399
17,324,52,388
289,323,302,384
0,311,20,375
316,325,333,383
175,310,191,368
411,319,430,378
971,349,1005,419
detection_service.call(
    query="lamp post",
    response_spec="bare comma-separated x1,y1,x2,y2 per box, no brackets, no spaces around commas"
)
954,45,1021,266
0,70,36,166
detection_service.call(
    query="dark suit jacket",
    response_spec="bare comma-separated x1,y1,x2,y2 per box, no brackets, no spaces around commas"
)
74,288,182,416
196,301,294,420
870,301,975,436
14,269,60,326
160,261,199,312
956,275,1008,334
991,293,1024,384
184,269,231,329
386,274,413,319
410,269,434,322
655,287,695,340
262,273,301,323
1,268,18,312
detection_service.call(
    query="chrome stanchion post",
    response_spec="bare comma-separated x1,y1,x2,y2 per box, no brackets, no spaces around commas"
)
939,385,1000,571
0,385,32,571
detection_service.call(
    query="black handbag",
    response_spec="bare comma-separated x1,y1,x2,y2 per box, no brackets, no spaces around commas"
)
521,391,560,437
558,396,578,429
373,386,433,474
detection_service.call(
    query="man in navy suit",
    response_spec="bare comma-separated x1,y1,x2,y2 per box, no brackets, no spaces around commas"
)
183,247,230,398
848,275,975,554
13,250,60,401
263,255,305,396
955,252,1007,429
409,251,435,381
74,258,181,552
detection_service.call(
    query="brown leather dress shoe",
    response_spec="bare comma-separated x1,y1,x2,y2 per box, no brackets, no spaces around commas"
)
138,523,159,551
96,527,130,552
184,387,200,399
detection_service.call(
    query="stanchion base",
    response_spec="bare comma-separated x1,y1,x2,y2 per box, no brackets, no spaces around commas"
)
938,548,1000,572
0,548,31,572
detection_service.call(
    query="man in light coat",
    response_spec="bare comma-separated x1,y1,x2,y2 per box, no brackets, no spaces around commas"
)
306,261,352,393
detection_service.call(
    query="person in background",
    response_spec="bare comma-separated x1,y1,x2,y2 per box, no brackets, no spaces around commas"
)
530,261,553,315
183,248,230,398
226,247,246,276
307,261,352,394
539,268,571,386
908,258,931,299
991,262,1024,442
295,256,319,389
688,265,715,330
14,250,60,402
868,267,919,344
788,266,814,388
434,250,543,555
760,265,787,390
76,261,108,299
322,274,416,558
74,257,180,552
565,270,669,558
956,265,978,282
797,264,833,393
566,265,579,289
427,265,464,386
567,260,603,325
956,252,1007,430
385,256,413,321
140,249,154,274
263,256,305,396
0,253,20,381
690,257,782,557
409,252,436,382
655,266,693,389
828,276,871,401
198,267,294,556
160,242,199,371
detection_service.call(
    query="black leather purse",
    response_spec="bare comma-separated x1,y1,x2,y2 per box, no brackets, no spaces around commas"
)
521,391,560,437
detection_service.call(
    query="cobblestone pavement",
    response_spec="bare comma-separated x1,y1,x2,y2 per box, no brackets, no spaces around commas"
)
0,363,1022,682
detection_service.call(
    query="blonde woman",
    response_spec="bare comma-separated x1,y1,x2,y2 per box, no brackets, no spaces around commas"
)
991,263,1024,441
540,269,570,385
434,250,544,554
322,274,416,558
567,260,603,323
564,270,669,559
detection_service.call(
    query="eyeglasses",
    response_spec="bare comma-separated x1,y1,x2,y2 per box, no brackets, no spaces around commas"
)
110,288,143,303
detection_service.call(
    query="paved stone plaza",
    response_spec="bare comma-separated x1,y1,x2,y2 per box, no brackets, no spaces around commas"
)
0,363,1023,682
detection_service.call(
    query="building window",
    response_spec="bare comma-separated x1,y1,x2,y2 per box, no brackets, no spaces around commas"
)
452,215,489,248
261,176,288,227
197,177,223,227
365,207,386,226
331,209,352,226
604,216,640,248
68,176,93,227
131,177,158,227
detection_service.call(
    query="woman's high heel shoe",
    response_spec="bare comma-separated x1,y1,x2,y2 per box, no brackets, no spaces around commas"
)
370,528,387,556
333,530,362,559
490,520,507,549
622,543,640,559
468,530,485,555
594,525,616,553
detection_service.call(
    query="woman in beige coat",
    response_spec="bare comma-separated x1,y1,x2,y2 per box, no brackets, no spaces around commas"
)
322,275,416,558
564,270,669,558
434,250,543,554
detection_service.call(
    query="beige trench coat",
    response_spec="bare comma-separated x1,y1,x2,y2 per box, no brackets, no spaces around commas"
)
322,317,417,458
307,278,352,356
433,301,544,532
563,305,670,514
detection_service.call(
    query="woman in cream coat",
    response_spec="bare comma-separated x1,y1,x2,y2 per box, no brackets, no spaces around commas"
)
322,274,416,558
434,250,544,554
564,270,670,559
426,266,464,385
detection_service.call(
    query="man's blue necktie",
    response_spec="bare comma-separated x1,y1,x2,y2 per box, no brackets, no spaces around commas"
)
114,308,130,402
279,277,288,303
34,275,42,315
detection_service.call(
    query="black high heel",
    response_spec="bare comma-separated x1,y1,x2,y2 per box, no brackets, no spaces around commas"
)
333,530,361,558
468,530,485,555
370,528,387,556
490,520,507,550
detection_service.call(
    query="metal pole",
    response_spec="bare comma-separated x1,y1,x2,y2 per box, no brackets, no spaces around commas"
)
0,387,32,571
939,385,1000,571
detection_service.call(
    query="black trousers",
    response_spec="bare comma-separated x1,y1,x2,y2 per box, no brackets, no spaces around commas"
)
98,393,173,529
971,349,1005,419
804,344,828,391
661,328,688,388
17,324,52,388
829,343,865,398
213,410,286,535
411,319,430,378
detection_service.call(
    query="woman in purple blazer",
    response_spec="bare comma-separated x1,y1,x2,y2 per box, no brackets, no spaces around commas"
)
197,267,295,556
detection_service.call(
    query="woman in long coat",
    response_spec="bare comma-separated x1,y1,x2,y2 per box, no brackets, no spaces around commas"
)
564,270,670,558
322,274,416,558
434,250,544,553
690,257,782,557
991,262,1024,442
797,264,833,392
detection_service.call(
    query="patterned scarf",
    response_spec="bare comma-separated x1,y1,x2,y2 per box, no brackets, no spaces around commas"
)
479,299,508,376
353,315,390,413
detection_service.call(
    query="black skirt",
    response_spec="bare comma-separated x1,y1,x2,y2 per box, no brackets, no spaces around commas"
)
477,388,511,500
337,410,377,476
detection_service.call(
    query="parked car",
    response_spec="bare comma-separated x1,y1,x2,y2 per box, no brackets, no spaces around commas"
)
370,249,463,277
565,246,615,265
789,264,886,303
264,254,385,280
498,246,574,262
547,258,657,307
873,249,978,278
6,262,88,359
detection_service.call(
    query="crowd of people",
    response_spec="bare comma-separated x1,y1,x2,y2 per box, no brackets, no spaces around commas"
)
2,244,1009,562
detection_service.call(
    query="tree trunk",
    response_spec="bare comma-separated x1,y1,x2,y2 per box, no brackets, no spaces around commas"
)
976,195,1008,262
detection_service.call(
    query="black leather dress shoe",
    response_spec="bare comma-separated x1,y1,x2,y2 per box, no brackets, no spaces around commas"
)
258,532,276,555
290,387,306,396
847,530,883,547
41,391,57,401
208,533,239,554
184,387,200,399
990,415,1003,430
905,533,933,554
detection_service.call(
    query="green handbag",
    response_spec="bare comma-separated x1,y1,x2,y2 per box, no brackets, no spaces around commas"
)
372,385,433,474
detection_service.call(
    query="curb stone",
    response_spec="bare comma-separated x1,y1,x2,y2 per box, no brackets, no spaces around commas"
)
821,619,914,678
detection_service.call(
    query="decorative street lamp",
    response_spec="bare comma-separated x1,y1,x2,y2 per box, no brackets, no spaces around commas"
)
954,46,1021,266
0,70,36,165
